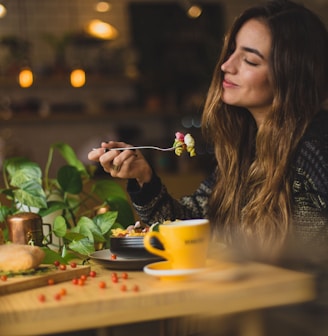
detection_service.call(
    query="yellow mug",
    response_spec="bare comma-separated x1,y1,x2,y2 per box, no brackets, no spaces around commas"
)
144,219,210,269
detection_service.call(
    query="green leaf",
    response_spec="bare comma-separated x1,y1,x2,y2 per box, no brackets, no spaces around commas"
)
3,157,46,208
53,216,67,237
107,197,135,228
18,180,45,196
57,165,83,194
109,222,125,232
76,216,105,243
61,252,79,263
4,158,41,180
76,222,94,242
92,180,128,201
42,247,82,265
51,143,87,174
14,187,47,209
16,179,46,196
10,166,42,187
64,231,86,242
69,238,95,255
0,205,11,223
41,247,67,264
1,227,9,242
38,201,66,217
104,222,124,248
94,211,118,235
0,188,14,199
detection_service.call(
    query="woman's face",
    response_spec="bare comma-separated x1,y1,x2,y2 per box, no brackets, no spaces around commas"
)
221,19,273,126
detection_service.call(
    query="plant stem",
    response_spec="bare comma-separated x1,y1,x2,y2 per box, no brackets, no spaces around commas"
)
2,166,9,189
44,147,55,191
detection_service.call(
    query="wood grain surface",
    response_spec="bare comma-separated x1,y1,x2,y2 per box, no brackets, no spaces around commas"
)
0,264,91,295
0,262,314,336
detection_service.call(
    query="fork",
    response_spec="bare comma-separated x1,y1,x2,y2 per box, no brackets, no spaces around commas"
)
104,145,182,152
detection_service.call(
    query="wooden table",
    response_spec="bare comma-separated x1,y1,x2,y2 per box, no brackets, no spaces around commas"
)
0,261,315,336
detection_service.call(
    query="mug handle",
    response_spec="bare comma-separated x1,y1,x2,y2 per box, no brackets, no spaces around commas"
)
144,232,171,261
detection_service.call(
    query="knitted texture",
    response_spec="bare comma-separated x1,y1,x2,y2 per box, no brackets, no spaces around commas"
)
290,111,328,256
127,111,328,253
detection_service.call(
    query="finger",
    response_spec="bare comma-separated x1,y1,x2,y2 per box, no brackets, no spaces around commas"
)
93,148,109,154
88,148,105,161
110,163,121,172
108,151,140,177
108,148,137,167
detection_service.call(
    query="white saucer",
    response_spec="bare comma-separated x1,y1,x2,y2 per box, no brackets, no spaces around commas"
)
143,260,216,281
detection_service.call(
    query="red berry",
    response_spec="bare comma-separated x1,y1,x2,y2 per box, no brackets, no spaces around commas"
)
59,264,66,271
54,293,61,301
59,288,67,296
122,272,128,280
132,284,139,292
38,294,46,302
80,274,87,281
89,270,97,278
120,284,127,292
78,278,85,286
54,260,60,267
1,275,8,281
99,281,106,289
70,262,77,268
72,278,78,285
48,278,55,286
111,254,117,260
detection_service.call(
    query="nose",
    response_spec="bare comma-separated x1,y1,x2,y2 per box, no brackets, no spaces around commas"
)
221,54,236,73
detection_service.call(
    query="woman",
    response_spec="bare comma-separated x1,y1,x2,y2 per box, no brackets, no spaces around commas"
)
88,0,328,263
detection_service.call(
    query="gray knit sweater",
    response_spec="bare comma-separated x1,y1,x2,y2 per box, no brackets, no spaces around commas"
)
127,110,328,262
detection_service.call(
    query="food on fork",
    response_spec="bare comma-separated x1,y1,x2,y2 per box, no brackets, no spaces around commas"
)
173,132,196,157
0,243,45,272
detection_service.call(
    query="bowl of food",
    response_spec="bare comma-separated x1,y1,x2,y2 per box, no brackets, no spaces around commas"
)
110,221,163,259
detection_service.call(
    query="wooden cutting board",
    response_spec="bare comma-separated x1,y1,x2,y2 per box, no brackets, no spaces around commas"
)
0,264,91,295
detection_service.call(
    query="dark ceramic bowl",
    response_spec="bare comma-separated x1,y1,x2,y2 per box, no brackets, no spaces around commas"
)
110,236,163,259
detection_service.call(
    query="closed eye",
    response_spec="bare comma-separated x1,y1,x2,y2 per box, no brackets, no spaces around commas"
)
244,58,259,66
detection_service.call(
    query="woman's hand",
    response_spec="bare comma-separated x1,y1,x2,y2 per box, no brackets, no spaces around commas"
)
88,141,153,187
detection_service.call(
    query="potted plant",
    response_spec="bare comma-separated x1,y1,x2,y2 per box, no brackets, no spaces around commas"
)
0,142,135,264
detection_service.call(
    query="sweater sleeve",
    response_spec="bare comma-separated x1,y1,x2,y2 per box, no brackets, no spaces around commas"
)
291,111,328,258
127,170,216,224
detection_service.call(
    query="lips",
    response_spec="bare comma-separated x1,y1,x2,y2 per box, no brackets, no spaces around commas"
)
223,78,238,88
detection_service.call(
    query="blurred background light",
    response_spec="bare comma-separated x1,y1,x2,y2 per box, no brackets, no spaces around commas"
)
187,5,202,18
95,1,111,13
86,19,118,40
18,68,33,88
70,69,86,88
0,4,7,18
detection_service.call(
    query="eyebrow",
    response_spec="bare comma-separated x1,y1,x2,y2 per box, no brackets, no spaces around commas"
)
241,46,265,59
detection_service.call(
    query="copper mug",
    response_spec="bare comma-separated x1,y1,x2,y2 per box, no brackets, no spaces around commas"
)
7,212,52,246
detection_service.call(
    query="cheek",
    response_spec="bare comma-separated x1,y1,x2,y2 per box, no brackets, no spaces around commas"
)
249,72,273,98
261,77,274,102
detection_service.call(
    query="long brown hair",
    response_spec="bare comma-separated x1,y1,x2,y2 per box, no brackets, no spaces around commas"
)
202,0,328,258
